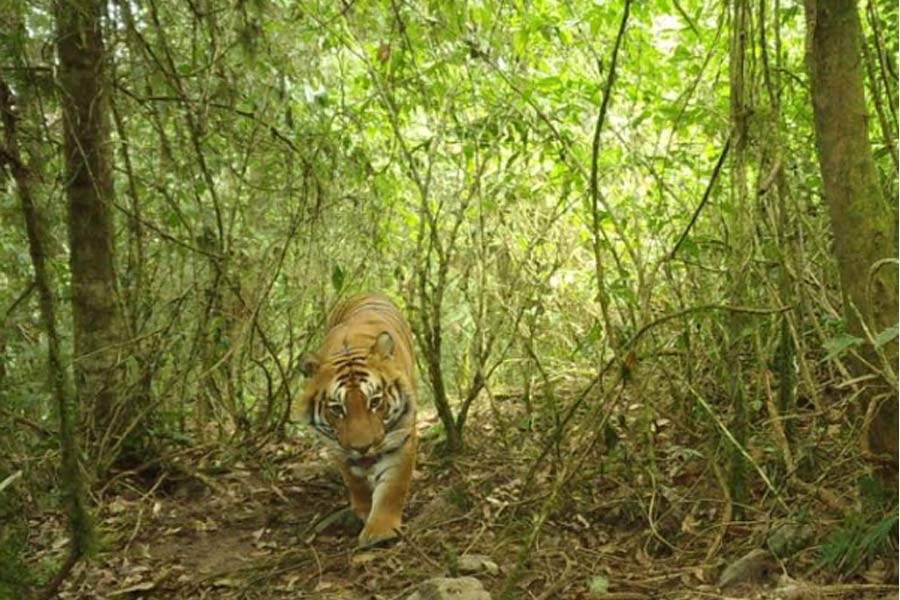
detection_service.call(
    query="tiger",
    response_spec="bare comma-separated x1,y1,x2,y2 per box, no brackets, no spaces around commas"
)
299,293,417,547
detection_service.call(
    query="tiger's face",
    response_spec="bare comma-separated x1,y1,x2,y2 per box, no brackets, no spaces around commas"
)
302,332,413,462
321,375,388,457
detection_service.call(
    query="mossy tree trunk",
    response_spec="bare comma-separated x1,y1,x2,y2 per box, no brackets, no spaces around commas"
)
56,0,127,469
804,0,899,478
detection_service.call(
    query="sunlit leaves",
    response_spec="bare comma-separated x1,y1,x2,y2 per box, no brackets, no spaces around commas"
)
873,325,899,349
823,334,864,361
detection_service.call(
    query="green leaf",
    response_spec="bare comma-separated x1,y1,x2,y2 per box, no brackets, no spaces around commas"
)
588,575,610,595
873,325,898,348
823,333,864,360
583,322,603,347
331,264,345,292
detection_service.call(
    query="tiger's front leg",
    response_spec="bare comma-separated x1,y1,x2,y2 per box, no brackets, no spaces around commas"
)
358,442,415,547
339,466,373,524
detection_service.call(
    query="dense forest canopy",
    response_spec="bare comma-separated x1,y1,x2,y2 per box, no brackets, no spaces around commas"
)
0,0,897,598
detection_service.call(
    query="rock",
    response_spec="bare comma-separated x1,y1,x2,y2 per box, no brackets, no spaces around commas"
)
772,576,816,600
457,554,499,576
718,548,776,589
767,522,815,558
407,577,492,600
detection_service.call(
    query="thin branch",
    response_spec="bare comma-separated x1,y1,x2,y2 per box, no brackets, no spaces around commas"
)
0,470,23,494
2,281,36,321
672,0,700,38
0,407,54,437
589,0,632,351
668,136,732,260
687,383,790,512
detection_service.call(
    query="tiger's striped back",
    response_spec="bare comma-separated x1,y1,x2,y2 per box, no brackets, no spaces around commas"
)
321,293,416,385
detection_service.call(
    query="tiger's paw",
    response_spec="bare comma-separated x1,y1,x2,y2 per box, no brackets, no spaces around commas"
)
357,521,400,549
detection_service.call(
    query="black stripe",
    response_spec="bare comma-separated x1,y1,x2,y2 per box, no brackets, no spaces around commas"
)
375,465,395,485
386,392,410,430
309,391,326,425
331,353,366,365
312,391,337,439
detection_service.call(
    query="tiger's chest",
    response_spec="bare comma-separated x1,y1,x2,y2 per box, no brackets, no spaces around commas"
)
342,446,408,488
347,454,378,479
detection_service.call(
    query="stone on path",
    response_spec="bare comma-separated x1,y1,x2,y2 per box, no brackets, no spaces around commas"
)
718,548,776,589
406,577,492,600
457,554,499,576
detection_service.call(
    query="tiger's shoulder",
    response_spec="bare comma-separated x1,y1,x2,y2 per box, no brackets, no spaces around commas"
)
327,293,413,350
326,292,404,329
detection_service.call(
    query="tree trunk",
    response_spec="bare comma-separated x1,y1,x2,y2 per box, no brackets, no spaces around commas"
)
804,0,899,479
420,303,462,454
56,0,126,468
1,78,93,600
726,0,753,516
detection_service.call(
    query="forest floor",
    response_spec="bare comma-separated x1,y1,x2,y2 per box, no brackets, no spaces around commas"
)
28,399,898,600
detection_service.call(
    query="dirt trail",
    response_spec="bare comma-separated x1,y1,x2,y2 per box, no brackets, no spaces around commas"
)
38,407,894,600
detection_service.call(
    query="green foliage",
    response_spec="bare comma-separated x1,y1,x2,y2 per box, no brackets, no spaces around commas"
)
587,574,610,595
823,324,898,360
823,333,865,361
0,491,34,599
873,325,898,348
817,477,898,573
445,483,471,513
818,510,898,573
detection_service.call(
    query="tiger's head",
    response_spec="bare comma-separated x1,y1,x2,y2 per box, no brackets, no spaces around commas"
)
300,331,413,462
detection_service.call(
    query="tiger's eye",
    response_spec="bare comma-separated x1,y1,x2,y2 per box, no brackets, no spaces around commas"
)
328,404,344,418
369,395,383,410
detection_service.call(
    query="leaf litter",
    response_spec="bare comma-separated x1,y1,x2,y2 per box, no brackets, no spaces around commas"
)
21,396,897,600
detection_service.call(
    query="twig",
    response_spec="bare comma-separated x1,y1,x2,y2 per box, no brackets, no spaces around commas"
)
788,476,848,514
534,552,573,600
687,383,790,512
3,281,36,321
110,199,224,259
393,527,444,573
589,0,633,350
1,407,54,437
0,470,23,494
38,552,79,600
669,136,732,260
308,541,324,591
810,582,898,596
705,457,732,562
671,0,700,37
762,371,795,473
848,301,898,391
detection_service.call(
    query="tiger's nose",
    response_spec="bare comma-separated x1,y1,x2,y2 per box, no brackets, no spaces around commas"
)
350,442,372,454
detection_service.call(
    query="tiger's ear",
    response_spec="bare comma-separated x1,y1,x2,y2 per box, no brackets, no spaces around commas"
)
300,353,320,377
374,331,395,359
